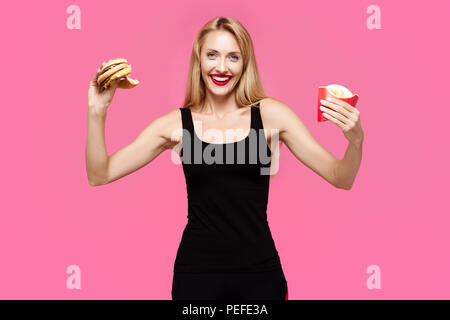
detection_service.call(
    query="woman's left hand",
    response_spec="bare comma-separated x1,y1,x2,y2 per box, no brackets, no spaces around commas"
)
320,97,364,147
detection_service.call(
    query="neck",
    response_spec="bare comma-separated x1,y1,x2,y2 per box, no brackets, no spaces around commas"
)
199,93,240,117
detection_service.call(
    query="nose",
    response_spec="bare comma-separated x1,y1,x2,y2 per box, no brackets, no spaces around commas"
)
216,57,227,73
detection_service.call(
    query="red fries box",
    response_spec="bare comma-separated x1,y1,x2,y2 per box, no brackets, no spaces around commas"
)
318,84,359,122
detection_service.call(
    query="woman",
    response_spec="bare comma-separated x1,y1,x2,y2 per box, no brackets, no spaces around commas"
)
86,17,364,300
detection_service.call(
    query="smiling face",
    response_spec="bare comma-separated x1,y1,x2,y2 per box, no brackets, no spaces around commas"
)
200,30,244,98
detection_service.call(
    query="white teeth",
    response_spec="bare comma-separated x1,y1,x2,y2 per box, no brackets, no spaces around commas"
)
211,76,231,81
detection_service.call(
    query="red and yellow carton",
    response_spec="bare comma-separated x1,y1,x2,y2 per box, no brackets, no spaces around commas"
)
318,84,359,122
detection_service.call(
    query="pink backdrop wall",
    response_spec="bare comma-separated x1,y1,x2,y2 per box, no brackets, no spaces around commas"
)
1,0,449,299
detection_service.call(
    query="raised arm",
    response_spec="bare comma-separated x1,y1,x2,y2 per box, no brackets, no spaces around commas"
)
260,98,343,189
86,108,181,186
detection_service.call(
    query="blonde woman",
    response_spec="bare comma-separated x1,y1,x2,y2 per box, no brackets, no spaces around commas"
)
86,17,364,300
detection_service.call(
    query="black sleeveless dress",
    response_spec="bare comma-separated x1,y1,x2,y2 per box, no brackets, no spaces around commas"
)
174,102,282,273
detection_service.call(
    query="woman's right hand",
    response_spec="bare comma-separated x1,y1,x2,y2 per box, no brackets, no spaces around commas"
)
88,61,124,112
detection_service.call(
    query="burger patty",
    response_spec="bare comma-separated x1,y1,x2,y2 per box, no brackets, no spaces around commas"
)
99,64,129,86
101,63,119,74
100,74,114,88
100,70,129,88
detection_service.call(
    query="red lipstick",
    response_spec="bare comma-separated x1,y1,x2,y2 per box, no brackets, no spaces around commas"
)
209,74,232,86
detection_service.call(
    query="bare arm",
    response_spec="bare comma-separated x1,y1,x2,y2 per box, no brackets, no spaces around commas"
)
334,141,363,190
261,98,343,188
85,107,110,186
85,107,181,186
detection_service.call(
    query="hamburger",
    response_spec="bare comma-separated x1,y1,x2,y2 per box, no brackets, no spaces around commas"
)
97,58,139,90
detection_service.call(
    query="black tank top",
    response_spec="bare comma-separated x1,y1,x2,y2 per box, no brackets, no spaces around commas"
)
174,102,282,273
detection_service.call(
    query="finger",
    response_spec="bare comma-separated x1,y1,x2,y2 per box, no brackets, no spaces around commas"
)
98,83,106,92
92,65,103,81
98,61,106,73
96,67,103,77
101,79,117,91
320,105,351,125
90,73,99,86
326,97,360,121
322,112,348,131
320,99,352,119
325,97,356,113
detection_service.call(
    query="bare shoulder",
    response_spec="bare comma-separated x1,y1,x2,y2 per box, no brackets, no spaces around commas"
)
259,97,298,135
151,107,183,151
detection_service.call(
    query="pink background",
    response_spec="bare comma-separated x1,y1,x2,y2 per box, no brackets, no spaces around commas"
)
1,0,449,299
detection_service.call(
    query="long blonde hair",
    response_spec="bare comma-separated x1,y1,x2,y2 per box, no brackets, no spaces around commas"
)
182,16,269,109
182,16,282,178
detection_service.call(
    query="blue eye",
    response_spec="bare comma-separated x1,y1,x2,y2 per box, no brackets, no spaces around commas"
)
207,52,239,61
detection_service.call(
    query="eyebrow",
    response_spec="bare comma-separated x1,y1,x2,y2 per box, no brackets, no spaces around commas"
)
206,49,241,55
